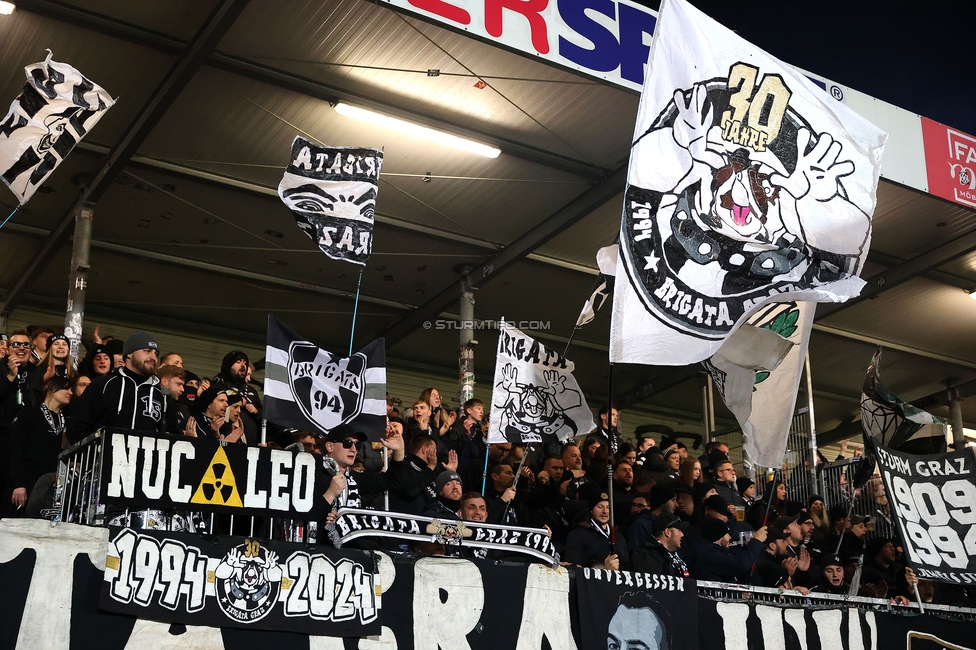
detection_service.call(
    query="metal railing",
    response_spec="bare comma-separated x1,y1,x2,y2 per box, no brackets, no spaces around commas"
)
818,457,895,540
696,580,976,621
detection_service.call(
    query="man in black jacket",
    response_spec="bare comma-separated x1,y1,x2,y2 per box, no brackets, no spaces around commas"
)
630,515,690,577
211,351,262,444
811,554,851,594
67,331,162,443
563,485,628,570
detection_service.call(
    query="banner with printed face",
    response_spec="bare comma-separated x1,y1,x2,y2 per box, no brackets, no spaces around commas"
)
874,443,976,585
0,50,114,204
97,429,330,520
610,0,887,366
277,136,383,265
575,568,698,650
100,527,380,635
487,320,595,445
264,315,387,441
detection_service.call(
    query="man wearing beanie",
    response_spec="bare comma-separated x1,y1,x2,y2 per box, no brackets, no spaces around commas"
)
752,518,808,592
422,470,463,520
212,350,262,444
811,554,850,595
627,484,677,549
564,485,629,570
68,331,162,443
695,519,768,583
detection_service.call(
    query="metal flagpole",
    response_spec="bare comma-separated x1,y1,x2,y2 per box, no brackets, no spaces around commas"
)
561,326,580,358
502,445,532,524
607,363,616,544
383,447,390,510
348,267,364,355
0,206,19,230
481,443,490,495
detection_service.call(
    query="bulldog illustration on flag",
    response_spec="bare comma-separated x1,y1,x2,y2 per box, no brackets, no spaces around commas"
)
278,137,383,266
611,0,887,365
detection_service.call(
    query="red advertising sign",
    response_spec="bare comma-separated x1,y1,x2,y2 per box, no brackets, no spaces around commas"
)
921,117,976,209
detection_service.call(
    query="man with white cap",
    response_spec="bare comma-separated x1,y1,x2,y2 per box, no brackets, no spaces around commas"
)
68,331,162,443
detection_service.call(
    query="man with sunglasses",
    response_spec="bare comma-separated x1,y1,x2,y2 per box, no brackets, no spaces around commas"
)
322,422,407,513
1,331,35,515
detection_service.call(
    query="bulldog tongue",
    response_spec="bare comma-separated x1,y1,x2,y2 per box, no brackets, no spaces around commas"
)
733,204,751,226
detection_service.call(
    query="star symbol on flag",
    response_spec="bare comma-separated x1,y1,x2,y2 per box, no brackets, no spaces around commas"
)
643,252,660,272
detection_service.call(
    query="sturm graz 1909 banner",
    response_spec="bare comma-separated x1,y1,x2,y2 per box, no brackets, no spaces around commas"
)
98,429,331,520
575,568,698,650
100,527,380,636
263,315,387,441
277,136,383,265
0,50,114,204
487,319,595,445
875,443,976,585
610,0,887,366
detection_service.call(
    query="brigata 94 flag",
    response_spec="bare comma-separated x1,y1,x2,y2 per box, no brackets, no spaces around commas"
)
874,444,976,585
264,315,387,441
278,136,383,265
0,50,114,204
610,0,887,365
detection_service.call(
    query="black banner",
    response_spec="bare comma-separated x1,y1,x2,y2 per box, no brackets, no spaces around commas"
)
875,443,976,585
100,527,380,636
877,610,976,650
697,599,878,650
575,567,698,650
331,507,560,565
98,429,330,519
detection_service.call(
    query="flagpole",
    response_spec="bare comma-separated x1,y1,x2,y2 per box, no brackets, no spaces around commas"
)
607,362,616,545
561,326,580,358
0,206,19,231
348,266,364,356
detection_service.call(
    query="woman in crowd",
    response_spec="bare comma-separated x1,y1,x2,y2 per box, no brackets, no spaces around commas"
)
581,434,603,472
27,333,76,407
419,387,455,436
750,477,799,527
679,456,703,487
807,494,830,545
9,376,73,511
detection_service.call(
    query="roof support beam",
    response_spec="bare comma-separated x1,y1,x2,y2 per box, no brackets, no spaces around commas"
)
16,0,609,181
817,227,976,320
0,0,252,319
380,166,627,349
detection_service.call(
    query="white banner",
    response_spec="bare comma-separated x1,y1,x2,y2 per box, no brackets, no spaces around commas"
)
706,301,815,467
610,0,886,365
488,320,595,444
0,50,114,204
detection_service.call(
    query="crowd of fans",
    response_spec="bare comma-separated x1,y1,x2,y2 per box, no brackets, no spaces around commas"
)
1,325,973,609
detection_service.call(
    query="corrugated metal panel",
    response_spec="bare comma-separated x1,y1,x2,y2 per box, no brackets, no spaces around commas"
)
871,181,976,259
61,1,219,40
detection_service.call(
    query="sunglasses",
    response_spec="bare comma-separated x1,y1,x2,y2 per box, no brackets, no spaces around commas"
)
339,439,363,450
9,342,31,349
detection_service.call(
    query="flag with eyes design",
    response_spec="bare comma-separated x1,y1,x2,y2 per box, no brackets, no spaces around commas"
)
278,137,384,266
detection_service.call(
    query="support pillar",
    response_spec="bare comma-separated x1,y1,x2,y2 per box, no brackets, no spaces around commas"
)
64,204,94,365
701,374,715,444
458,268,476,405
947,380,966,450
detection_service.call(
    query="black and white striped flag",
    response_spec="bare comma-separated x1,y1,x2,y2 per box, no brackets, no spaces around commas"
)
277,137,383,266
0,50,114,204
575,244,618,327
264,316,387,440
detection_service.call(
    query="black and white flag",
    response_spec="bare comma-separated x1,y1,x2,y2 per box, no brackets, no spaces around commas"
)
488,320,595,444
575,244,618,328
610,0,887,365
264,315,386,440
278,136,383,266
0,50,114,204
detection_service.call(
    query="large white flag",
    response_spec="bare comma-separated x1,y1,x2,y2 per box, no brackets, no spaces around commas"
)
610,0,886,365
488,320,595,444
0,50,114,204
705,301,815,467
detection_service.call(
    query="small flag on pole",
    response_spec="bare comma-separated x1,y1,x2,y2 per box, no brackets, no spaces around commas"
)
0,50,114,204
575,244,618,328
278,136,383,266
264,316,387,441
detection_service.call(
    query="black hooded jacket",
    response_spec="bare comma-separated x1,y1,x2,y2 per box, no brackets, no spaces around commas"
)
67,367,162,443
212,351,262,441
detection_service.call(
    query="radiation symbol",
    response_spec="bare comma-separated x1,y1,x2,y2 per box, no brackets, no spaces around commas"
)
191,446,243,507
